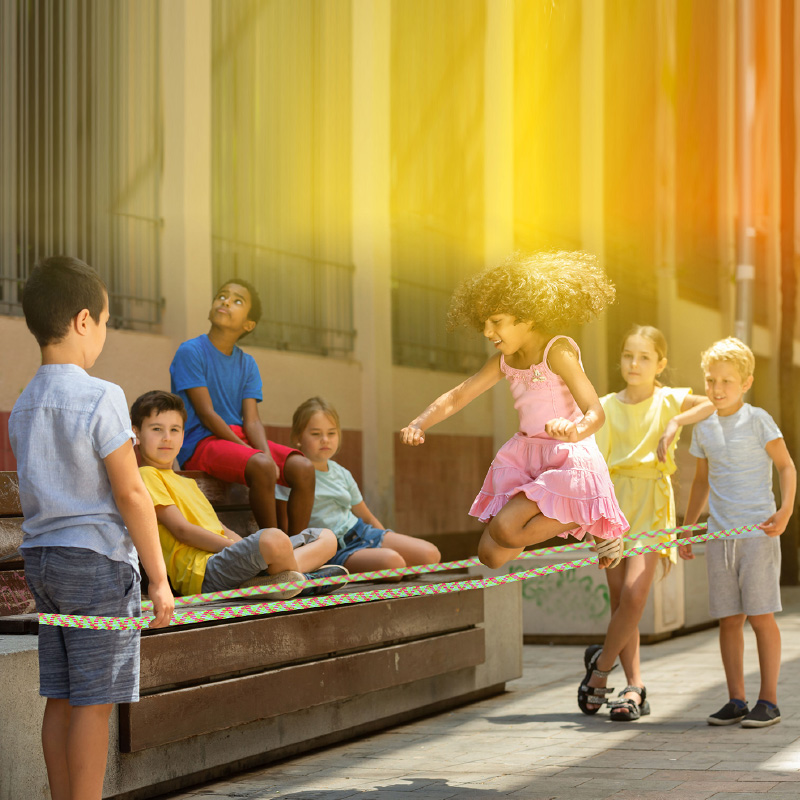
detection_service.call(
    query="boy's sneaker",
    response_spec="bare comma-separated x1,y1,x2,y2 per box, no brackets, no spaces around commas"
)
741,701,781,728
298,565,350,598
707,700,749,725
238,569,305,599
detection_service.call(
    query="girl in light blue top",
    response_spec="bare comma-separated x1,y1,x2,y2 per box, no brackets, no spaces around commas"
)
291,397,441,573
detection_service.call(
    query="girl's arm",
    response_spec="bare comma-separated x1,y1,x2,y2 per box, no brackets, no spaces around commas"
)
352,500,385,529
656,395,714,462
401,355,503,445
760,438,797,536
544,340,604,442
679,457,710,560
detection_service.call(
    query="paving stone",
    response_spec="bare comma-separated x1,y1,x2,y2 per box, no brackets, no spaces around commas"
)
160,588,800,800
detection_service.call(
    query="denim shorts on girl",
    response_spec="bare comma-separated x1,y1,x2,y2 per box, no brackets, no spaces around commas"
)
328,518,387,567
22,546,141,705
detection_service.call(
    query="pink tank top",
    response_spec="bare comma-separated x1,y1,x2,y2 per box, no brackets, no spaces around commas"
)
500,336,584,439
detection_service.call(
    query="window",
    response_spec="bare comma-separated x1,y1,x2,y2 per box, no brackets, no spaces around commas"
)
0,0,162,330
390,0,487,373
211,0,354,358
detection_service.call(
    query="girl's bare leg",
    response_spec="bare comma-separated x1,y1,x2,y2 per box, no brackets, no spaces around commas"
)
381,531,441,567
344,546,406,579
479,494,575,569
586,552,659,710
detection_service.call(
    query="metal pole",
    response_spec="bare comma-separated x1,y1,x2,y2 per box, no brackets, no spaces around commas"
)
734,0,755,345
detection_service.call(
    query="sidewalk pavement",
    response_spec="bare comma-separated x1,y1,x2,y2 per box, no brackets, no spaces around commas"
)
164,587,800,800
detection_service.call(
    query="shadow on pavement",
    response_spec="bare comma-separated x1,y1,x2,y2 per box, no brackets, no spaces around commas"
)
275,777,507,798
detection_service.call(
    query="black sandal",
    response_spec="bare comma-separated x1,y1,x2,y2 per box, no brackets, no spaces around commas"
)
609,685,650,721
577,645,616,715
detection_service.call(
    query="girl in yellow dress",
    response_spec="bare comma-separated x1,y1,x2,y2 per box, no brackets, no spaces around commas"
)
578,325,713,720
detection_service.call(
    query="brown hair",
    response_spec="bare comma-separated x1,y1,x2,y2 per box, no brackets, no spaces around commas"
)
130,390,187,429
291,397,342,453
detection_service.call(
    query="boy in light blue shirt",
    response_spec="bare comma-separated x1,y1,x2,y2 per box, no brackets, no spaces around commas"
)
680,338,795,729
9,257,173,800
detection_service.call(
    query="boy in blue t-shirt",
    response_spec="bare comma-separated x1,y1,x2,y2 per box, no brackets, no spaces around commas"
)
9,257,174,800
170,279,315,535
680,337,796,729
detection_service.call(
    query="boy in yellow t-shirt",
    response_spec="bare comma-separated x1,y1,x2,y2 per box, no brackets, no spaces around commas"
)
131,391,346,598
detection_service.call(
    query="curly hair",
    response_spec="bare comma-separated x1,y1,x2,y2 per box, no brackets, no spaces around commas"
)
701,337,755,381
447,251,616,332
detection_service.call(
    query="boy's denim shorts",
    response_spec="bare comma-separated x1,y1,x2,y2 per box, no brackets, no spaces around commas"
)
328,518,388,567
201,528,323,592
22,546,141,705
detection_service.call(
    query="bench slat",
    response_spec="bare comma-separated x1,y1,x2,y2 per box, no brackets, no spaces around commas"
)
139,589,484,691
0,517,23,562
120,627,485,752
0,472,21,516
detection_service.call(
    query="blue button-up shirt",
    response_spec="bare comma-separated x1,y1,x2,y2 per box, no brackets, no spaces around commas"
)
9,364,138,570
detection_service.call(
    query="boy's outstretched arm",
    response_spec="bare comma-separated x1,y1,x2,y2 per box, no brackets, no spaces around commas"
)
657,396,715,462
401,355,503,445
156,505,238,552
760,438,797,536
105,441,174,628
186,386,248,446
680,457,710,560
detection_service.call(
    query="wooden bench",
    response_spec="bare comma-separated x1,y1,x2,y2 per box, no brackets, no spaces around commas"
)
0,470,523,800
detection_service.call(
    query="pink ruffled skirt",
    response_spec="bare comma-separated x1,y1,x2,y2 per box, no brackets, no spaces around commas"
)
470,433,628,540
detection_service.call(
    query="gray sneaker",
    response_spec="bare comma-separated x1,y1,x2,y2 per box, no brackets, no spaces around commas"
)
741,701,781,728
707,700,749,726
238,569,305,599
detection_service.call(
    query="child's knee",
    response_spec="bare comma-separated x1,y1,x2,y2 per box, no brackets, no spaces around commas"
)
375,548,406,570
257,527,293,560
487,516,517,549
422,542,441,564
318,528,338,558
477,539,508,570
245,453,277,487
284,453,315,489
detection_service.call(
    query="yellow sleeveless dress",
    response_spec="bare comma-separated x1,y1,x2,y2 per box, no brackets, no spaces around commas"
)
595,387,691,562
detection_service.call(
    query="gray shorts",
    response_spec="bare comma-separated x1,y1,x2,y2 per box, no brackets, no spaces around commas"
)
22,546,141,706
201,528,323,592
706,536,782,618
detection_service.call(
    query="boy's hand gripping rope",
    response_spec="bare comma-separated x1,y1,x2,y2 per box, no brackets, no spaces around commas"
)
36,523,758,631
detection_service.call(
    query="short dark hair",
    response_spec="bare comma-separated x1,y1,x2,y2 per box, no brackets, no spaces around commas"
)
21,256,107,346
130,391,187,429
215,277,262,331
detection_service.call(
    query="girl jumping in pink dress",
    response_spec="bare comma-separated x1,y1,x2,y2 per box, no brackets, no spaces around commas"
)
401,251,628,573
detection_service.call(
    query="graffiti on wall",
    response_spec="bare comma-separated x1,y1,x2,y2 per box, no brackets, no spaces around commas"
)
509,563,610,621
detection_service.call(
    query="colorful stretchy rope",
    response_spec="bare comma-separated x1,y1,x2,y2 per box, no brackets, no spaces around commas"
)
138,521,711,610
37,524,759,631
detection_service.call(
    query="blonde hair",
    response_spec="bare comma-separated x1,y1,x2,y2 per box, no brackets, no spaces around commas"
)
700,337,754,381
291,396,342,453
622,325,668,386
447,250,616,333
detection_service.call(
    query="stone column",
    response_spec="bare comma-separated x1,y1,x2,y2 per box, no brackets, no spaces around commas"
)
352,0,394,522
159,0,214,346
